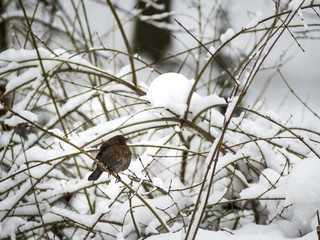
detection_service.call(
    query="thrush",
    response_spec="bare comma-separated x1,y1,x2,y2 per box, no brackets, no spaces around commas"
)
88,135,131,181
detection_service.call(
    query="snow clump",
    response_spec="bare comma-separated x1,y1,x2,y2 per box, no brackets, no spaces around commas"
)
146,72,194,116
220,28,235,43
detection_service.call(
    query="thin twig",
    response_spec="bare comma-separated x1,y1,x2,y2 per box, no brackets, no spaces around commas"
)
106,0,138,89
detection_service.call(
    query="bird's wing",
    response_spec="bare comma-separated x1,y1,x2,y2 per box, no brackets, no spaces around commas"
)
102,146,120,165
96,141,111,160
101,145,130,172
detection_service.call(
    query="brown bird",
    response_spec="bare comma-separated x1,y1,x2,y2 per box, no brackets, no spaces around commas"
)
88,135,131,181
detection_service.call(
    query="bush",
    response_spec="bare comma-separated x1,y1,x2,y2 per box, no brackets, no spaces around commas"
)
0,1,320,239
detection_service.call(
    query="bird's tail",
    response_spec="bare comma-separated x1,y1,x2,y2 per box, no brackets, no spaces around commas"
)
88,168,103,181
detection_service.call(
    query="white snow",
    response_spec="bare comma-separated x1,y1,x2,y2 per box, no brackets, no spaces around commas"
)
152,177,165,189
225,96,239,120
283,156,320,229
0,217,25,239
220,28,235,43
4,66,40,93
48,128,64,137
288,0,305,11
140,11,176,22
146,72,226,118
288,0,309,31
4,110,38,126
146,72,195,116
245,10,263,29
116,232,126,240
204,46,216,61
116,64,132,78
1,1,320,239
146,224,318,240
0,48,51,66
190,92,226,120
50,206,102,226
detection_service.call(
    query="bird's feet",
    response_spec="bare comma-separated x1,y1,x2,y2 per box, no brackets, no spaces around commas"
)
115,174,121,183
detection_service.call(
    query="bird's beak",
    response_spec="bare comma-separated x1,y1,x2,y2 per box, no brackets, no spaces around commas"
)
125,137,130,142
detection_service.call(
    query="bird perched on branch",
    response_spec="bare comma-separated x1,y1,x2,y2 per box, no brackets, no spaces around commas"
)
88,135,131,181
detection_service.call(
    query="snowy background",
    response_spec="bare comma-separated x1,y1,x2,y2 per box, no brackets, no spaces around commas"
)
0,0,320,239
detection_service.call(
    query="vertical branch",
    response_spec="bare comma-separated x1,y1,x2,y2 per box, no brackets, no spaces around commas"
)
106,0,138,88
19,135,50,240
0,0,7,51
18,0,95,215
184,96,239,240
128,191,140,238
316,210,320,240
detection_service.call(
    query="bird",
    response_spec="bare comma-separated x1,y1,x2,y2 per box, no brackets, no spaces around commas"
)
88,135,131,181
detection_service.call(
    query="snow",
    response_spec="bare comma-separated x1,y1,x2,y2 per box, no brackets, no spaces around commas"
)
4,66,40,93
0,182,32,220
4,110,38,126
116,232,126,240
146,72,195,116
146,225,318,240
146,72,226,118
152,177,165,189
116,64,132,78
140,11,176,22
204,46,216,61
225,96,239,120
220,28,235,43
237,155,320,238
1,1,320,240
283,156,320,229
50,206,102,226
245,10,263,29
0,48,50,65
0,217,25,239
288,0,306,11
146,229,234,240
190,92,226,120
48,128,64,137
143,0,166,11
288,0,309,31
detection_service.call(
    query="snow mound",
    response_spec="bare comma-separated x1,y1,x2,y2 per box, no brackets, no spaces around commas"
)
146,73,226,118
220,28,235,43
284,156,320,228
146,72,194,115
4,110,38,126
